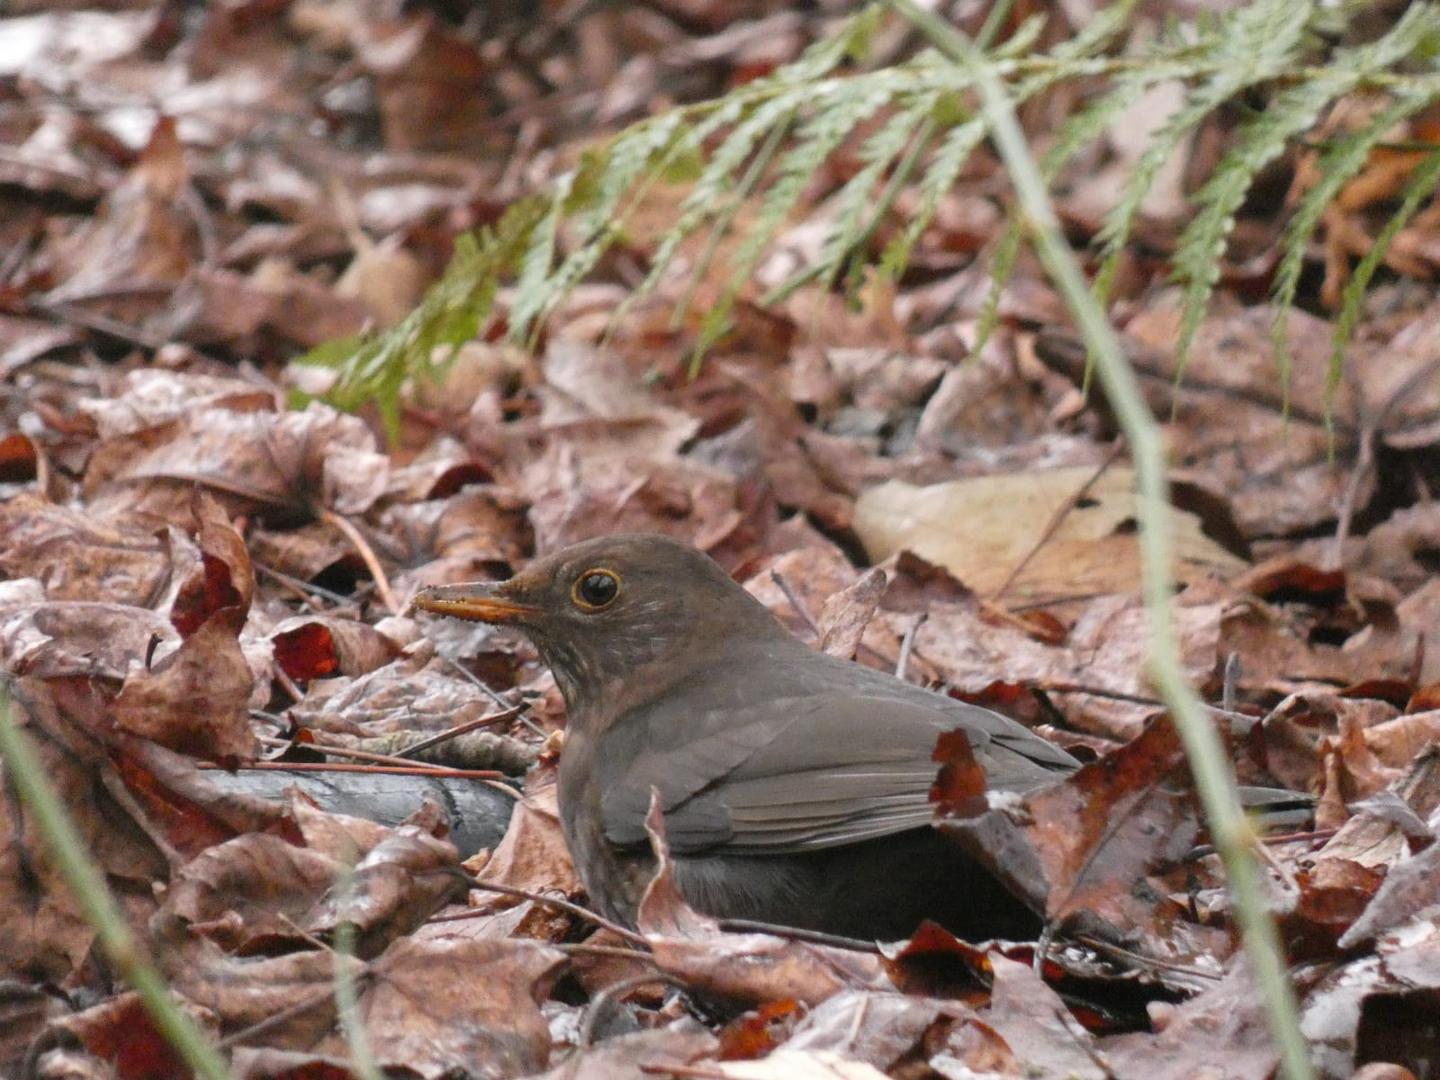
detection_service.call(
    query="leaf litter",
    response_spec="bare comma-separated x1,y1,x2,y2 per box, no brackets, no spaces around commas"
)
1,1,1439,1078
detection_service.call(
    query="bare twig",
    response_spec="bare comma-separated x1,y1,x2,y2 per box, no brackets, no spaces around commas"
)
215,983,352,1049
895,612,926,681
770,569,822,639
255,562,356,608
439,655,545,738
198,760,503,779
716,917,879,953
394,703,530,759
1222,652,1241,714
460,877,650,947
320,509,400,616
989,441,1124,601
257,732,516,776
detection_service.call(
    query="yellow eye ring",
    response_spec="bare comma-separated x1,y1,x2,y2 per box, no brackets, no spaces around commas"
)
572,568,621,611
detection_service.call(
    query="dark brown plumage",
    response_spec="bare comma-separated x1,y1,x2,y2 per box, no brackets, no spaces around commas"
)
413,533,1080,940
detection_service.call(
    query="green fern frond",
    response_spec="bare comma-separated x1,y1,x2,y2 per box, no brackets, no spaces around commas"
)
877,114,989,280
694,80,896,361
1094,0,1316,303
766,93,939,305
509,173,574,345
1174,2,1440,378
1270,91,1438,416
976,74,1158,350
1328,146,1440,418
294,197,547,435
301,0,1440,435
512,113,693,342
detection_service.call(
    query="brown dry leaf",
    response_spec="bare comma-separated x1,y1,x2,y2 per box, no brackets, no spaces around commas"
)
288,793,397,861
1298,915,1440,1080
817,567,886,660
335,234,429,328
162,832,345,953
1101,962,1280,1080
1282,859,1388,959
248,520,355,583
354,14,492,153
1040,305,1353,539
383,485,530,591
325,936,564,1077
162,932,352,1048
110,612,257,761
303,820,468,957
1219,560,1417,702
0,599,178,681
0,493,177,605
270,615,402,680
0,680,168,983
525,448,743,556
940,719,1220,964
914,594,1221,741
471,772,582,914
775,992,995,1076
84,398,388,526
1397,578,1440,687
637,796,888,1008
40,992,206,1080
78,369,276,440
109,735,294,861
47,117,194,310
854,466,1246,606
981,955,1104,1079
289,648,508,738
533,1023,719,1080
1366,710,1440,770
695,1051,891,1079
1254,691,1399,794
1340,840,1440,948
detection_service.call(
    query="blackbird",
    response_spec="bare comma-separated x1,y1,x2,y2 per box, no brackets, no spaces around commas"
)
411,533,1099,940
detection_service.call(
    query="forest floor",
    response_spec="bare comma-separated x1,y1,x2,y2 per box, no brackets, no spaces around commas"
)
1,2,1439,1077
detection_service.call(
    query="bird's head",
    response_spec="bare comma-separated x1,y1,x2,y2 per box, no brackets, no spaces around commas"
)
411,534,787,712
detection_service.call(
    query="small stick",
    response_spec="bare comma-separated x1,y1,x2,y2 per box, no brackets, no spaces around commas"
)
990,441,1124,602
716,917,879,953
215,983,355,1049
895,612,926,681
275,666,305,704
394,703,530,759
462,877,649,947
198,761,503,779
257,733,516,777
770,570,823,639
638,1064,729,1079
255,562,356,607
552,942,659,963
1070,933,1224,982
1222,652,1241,714
439,655,545,738
320,509,400,616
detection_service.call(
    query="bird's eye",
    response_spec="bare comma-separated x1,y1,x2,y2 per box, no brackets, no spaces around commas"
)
572,569,620,610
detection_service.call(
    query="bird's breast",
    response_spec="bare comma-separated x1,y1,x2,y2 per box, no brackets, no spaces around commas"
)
557,728,654,926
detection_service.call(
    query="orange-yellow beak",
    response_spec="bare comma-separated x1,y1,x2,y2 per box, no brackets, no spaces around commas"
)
409,582,538,624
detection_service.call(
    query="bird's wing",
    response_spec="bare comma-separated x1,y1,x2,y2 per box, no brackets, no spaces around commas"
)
599,692,1076,855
